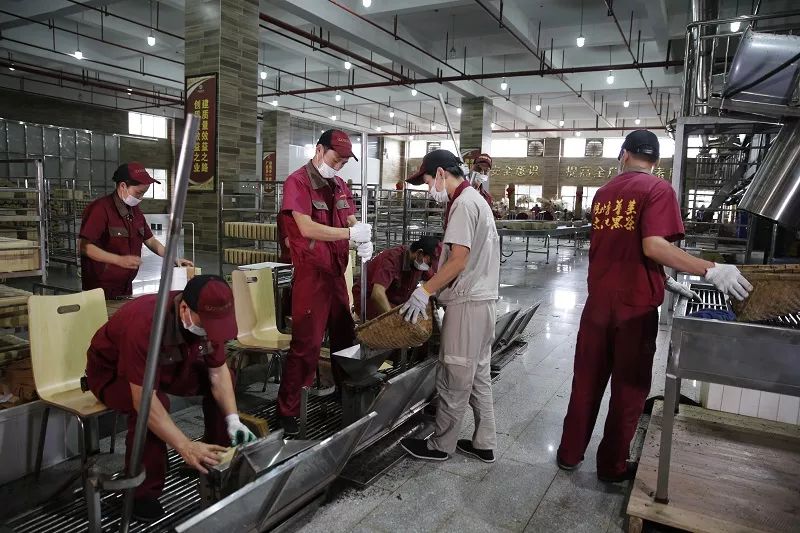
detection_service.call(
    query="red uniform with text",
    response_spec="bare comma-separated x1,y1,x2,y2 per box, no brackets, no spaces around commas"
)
86,293,230,499
79,194,153,298
558,171,684,477
277,162,356,417
352,245,425,320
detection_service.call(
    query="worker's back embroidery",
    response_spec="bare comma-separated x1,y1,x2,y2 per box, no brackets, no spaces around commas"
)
593,199,637,231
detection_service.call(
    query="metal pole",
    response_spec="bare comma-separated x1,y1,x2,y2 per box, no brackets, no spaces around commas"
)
119,114,200,533
437,93,460,155
360,132,369,323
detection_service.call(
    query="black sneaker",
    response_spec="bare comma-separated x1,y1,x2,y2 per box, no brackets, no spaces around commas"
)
279,415,299,436
598,462,638,483
556,454,582,471
400,438,448,461
456,439,495,463
132,497,165,523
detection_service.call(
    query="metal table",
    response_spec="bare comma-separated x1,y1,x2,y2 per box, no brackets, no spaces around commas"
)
496,225,590,264
656,282,800,503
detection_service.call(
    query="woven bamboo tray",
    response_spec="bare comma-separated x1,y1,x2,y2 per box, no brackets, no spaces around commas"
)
355,304,432,349
732,264,800,322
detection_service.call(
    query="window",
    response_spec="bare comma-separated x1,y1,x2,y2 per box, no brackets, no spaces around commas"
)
658,137,675,158
128,112,168,139
144,168,168,199
687,189,715,211
562,138,586,157
515,185,542,209
602,137,625,158
490,139,527,157
560,186,577,211
583,186,601,209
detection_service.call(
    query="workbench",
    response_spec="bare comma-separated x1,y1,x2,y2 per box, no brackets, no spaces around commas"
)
496,224,591,264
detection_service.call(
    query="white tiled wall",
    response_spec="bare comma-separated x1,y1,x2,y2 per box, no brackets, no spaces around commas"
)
702,383,800,424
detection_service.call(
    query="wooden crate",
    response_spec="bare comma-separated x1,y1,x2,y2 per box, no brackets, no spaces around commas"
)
627,401,800,533
0,238,39,273
5,359,36,401
0,335,30,368
0,284,30,328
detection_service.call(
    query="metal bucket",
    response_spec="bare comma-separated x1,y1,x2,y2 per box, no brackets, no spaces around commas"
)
739,119,800,228
725,28,800,106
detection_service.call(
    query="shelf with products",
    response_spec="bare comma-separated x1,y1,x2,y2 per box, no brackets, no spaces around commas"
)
0,160,47,284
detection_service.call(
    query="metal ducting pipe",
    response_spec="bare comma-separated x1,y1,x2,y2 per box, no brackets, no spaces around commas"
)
692,0,719,114
739,119,800,228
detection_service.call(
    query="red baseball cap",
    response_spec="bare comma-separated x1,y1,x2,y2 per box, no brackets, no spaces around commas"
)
318,129,358,161
474,153,493,169
112,162,160,185
182,275,237,342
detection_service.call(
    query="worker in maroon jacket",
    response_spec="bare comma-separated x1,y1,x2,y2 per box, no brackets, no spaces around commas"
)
557,130,753,482
79,162,192,298
86,275,255,522
469,153,494,206
277,129,372,435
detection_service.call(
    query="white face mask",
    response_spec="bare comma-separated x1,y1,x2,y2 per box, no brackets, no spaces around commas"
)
414,259,430,271
182,312,207,337
429,172,449,204
318,161,337,179
123,194,142,207
474,172,489,184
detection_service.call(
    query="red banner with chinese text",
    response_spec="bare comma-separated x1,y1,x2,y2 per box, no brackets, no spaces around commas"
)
185,73,217,191
263,152,276,181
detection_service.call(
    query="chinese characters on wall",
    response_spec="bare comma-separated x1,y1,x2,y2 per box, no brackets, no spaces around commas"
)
185,73,218,191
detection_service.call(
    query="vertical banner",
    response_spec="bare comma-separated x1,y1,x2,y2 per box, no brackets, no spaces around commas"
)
262,151,276,181
185,73,218,191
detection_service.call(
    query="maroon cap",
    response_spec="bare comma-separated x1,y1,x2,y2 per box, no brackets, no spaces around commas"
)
318,129,358,161
112,162,159,185
183,275,237,342
474,153,493,169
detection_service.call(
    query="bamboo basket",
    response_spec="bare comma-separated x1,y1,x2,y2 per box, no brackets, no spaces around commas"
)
731,264,800,322
355,304,432,349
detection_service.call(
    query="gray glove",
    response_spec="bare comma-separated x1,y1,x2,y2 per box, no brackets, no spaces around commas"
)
665,277,700,301
400,286,430,324
704,263,753,301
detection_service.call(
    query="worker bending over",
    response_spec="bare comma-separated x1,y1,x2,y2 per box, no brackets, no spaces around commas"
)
399,149,500,463
557,130,752,482
353,236,440,320
79,162,192,298
277,129,372,435
468,153,494,206
86,275,255,522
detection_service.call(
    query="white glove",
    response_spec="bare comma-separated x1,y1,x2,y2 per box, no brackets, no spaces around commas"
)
704,263,753,301
357,241,373,261
400,286,430,324
665,277,700,301
225,414,257,446
349,222,372,243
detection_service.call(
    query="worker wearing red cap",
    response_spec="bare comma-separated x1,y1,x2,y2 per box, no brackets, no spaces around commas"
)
469,153,494,206
86,275,254,522
352,236,440,320
277,129,373,435
79,162,193,298
557,130,752,482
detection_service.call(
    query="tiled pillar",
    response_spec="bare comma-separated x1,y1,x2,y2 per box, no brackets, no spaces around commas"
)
262,110,291,181
458,97,493,155
184,0,259,256
542,138,562,199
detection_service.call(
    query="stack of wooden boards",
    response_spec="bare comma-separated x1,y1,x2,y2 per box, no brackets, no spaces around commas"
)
0,190,39,253
223,222,280,266
0,285,33,408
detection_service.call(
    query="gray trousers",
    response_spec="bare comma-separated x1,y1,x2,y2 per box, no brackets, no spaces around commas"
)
428,300,497,454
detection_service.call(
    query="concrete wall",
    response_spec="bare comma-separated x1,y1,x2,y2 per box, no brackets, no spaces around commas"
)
380,137,405,189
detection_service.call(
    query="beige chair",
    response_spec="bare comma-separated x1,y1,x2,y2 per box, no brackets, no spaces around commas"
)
28,288,114,476
232,267,292,390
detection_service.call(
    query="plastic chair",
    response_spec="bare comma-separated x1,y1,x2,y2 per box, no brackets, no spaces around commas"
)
28,288,115,477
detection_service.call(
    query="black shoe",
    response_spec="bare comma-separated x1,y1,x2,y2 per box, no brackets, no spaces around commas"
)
556,454,582,471
598,462,638,483
400,438,448,461
456,439,495,463
279,415,299,436
132,497,165,523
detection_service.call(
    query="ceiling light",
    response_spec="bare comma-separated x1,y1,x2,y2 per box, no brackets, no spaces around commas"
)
335,90,342,102
330,115,337,121
456,107,462,115
127,87,132,93
635,117,641,125
344,60,352,70
606,71,615,85
514,132,520,138
576,35,585,48
376,126,381,131
431,124,438,130
409,135,414,140
260,70,267,80
147,33,156,47
558,119,565,127
411,88,417,96
575,131,581,136
363,0,372,6
623,99,630,108
491,122,497,129
389,110,395,118
8,65,15,71
73,50,83,60
270,99,278,107
730,21,741,32
500,78,508,91
535,104,542,112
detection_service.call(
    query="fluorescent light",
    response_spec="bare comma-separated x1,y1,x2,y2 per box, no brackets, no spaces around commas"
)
363,0,372,6
330,115,337,121
500,78,508,91
456,107,462,115
270,99,278,107
389,110,395,118
623,100,630,108
335,91,342,102
73,50,83,60
411,88,417,96
635,117,641,125
8,66,14,71
558,119,565,127
535,104,541,112
260,70,267,80
730,21,741,32
606,71,614,85
127,87,132,93
344,60,352,70
576,35,585,48
147,34,156,47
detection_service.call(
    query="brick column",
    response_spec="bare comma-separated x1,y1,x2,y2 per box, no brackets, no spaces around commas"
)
184,0,259,255
541,138,561,199
262,110,291,181
458,97,493,155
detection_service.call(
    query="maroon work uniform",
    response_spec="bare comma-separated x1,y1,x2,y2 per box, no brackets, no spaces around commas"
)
86,292,230,499
477,184,493,206
79,193,153,298
353,245,424,320
277,162,356,417
558,171,684,477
